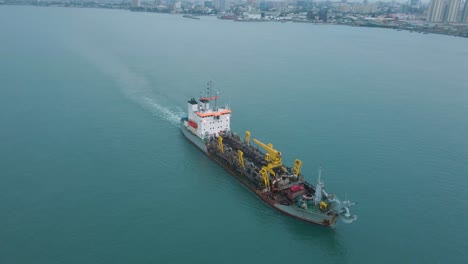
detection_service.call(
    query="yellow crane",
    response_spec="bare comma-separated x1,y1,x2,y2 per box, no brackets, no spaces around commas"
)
252,138,281,165
252,138,286,176
217,136,224,154
237,150,245,170
244,131,251,144
293,159,303,176
259,167,270,189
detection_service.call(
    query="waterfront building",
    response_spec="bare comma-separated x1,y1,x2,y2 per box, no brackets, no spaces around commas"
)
446,0,461,22
174,0,181,10
427,0,446,22
332,3,376,14
351,3,377,14
247,0,256,7
214,0,226,11
463,0,468,23
410,0,421,8
132,0,141,7
204,1,214,8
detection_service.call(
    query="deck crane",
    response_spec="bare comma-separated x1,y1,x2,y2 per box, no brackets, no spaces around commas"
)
252,138,286,177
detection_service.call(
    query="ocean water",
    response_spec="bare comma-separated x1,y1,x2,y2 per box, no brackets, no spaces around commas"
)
1,6,468,263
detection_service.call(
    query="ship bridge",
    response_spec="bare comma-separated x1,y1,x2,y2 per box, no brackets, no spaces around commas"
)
185,82,231,139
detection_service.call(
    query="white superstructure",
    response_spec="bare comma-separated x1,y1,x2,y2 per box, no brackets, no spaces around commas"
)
184,87,231,140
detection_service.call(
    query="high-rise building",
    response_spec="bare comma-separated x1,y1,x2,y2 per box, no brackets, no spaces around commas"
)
214,0,226,11
427,0,446,22
462,0,468,23
446,0,461,22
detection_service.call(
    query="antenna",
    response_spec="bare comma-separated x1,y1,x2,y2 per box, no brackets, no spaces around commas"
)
210,80,216,110
314,166,324,206
215,90,219,110
206,81,211,98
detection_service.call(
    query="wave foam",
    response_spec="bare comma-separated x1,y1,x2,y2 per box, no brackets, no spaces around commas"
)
72,42,184,126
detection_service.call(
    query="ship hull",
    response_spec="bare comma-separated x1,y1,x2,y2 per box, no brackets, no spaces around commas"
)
181,122,207,153
180,120,336,227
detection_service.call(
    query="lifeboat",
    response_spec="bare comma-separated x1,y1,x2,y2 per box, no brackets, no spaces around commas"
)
188,119,198,129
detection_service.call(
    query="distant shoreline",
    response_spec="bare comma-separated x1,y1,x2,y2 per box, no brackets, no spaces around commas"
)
2,3,468,39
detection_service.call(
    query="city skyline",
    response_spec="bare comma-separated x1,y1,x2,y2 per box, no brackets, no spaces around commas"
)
446,0,461,23
463,0,468,22
427,0,468,23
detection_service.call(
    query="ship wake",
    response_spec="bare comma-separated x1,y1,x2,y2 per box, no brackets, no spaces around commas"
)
117,71,184,126
140,96,184,126
72,43,184,126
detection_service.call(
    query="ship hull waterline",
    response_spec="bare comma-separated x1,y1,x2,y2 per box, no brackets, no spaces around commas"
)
181,123,337,227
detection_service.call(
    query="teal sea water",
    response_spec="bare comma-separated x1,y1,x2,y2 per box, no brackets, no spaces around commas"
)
1,6,468,263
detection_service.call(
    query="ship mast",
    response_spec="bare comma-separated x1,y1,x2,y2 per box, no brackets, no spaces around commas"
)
206,81,211,99
314,167,324,206
207,80,218,110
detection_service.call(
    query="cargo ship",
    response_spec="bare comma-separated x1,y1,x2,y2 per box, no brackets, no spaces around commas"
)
180,83,357,227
